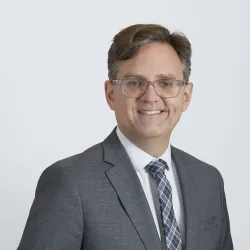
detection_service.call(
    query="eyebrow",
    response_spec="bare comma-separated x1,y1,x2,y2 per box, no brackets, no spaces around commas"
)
121,72,177,80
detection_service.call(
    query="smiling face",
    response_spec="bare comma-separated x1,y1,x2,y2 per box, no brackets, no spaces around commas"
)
105,42,193,144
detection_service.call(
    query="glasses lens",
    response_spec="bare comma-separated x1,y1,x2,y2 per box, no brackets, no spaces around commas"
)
122,79,147,97
155,79,180,97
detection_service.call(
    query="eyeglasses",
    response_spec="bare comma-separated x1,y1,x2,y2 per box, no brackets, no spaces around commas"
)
111,78,187,98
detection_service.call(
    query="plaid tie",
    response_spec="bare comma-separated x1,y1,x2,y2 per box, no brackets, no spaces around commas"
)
146,159,182,250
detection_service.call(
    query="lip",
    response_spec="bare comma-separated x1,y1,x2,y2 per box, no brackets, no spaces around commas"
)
137,110,165,117
138,108,165,111
138,110,164,113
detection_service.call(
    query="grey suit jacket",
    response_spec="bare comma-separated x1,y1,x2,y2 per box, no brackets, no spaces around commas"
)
18,128,233,250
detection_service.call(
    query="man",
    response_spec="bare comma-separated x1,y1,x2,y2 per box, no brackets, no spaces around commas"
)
18,24,233,250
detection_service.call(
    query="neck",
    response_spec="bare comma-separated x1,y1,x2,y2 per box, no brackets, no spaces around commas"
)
119,128,171,158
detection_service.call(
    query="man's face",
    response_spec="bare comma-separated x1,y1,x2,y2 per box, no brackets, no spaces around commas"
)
105,42,193,141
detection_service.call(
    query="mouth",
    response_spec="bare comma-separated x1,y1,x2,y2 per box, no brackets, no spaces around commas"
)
138,110,164,115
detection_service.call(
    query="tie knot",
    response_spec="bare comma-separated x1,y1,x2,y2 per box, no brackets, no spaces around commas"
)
145,159,168,178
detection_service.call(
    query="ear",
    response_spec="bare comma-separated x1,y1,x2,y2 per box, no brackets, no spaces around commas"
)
182,82,193,111
105,80,115,110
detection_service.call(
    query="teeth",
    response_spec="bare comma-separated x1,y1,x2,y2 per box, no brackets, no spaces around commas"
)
139,110,161,115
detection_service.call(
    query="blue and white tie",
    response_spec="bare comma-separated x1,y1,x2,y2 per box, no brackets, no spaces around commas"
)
146,159,182,250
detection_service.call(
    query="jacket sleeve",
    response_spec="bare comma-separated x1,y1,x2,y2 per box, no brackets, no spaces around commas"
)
216,170,234,250
17,165,84,250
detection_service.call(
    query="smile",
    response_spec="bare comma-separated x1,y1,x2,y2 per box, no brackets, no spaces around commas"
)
138,110,163,115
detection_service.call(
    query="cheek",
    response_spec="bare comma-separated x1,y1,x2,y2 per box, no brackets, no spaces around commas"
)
165,100,183,118
115,98,135,118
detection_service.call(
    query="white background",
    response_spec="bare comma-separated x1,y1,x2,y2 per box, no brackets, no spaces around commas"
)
0,0,249,249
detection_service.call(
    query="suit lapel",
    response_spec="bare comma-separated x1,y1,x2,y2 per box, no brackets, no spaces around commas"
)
103,129,162,250
171,146,201,250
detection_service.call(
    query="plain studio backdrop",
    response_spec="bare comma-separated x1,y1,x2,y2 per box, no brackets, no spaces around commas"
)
0,0,249,249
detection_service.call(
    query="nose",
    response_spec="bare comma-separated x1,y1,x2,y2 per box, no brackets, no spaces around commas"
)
140,84,160,103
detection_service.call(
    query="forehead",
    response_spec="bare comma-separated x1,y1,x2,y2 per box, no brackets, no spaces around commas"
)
116,42,183,80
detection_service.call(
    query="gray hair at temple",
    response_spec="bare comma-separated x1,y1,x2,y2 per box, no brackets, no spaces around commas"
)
107,24,192,82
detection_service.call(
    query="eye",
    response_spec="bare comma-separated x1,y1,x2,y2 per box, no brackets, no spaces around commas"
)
126,79,140,86
128,80,139,86
159,80,173,87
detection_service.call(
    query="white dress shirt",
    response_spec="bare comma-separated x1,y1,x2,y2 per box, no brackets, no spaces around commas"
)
116,127,185,241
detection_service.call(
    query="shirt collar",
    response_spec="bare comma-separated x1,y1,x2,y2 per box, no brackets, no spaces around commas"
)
116,127,172,172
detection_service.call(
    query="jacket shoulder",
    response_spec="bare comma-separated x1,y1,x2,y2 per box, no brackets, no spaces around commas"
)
172,146,221,176
40,142,105,179
54,142,103,168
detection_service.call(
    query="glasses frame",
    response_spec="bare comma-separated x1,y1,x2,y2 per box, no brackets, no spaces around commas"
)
111,78,188,98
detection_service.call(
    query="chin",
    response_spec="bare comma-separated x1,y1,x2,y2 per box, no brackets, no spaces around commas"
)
135,125,167,139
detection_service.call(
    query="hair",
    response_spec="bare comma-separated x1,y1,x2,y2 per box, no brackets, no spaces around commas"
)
107,24,192,82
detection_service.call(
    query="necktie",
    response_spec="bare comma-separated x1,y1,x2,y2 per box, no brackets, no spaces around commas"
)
146,159,182,250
